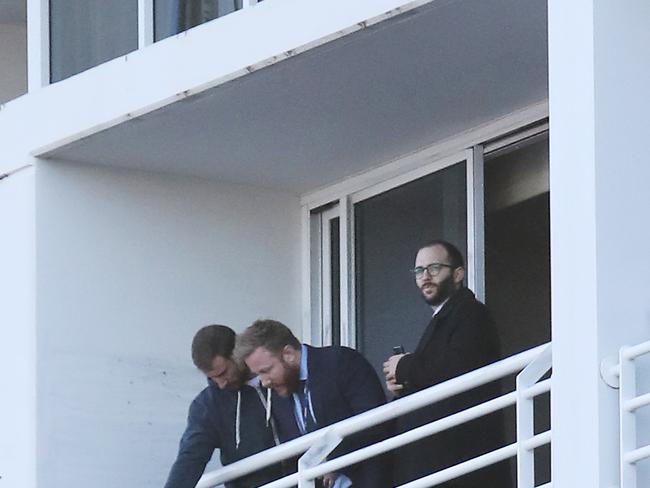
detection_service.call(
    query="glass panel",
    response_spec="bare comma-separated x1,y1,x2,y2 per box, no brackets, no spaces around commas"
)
0,0,27,104
484,132,550,486
50,0,138,83
155,0,244,41
329,217,341,346
309,212,323,345
354,162,467,380
484,133,550,356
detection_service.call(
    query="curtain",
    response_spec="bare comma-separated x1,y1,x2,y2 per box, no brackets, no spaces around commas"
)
176,0,243,32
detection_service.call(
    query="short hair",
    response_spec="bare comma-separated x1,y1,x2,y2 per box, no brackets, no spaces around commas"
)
191,324,236,372
419,240,465,269
235,319,301,361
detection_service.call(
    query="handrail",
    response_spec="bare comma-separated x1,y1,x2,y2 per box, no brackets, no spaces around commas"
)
196,342,551,488
517,343,552,488
262,392,519,488
613,340,650,488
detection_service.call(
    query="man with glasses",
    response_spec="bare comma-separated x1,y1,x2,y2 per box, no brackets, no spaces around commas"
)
383,240,511,487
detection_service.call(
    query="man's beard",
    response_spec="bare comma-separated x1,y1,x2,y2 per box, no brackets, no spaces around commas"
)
421,274,455,306
280,360,301,396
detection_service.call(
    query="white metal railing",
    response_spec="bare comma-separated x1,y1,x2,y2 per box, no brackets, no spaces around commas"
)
196,343,552,488
517,345,552,488
601,340,650,488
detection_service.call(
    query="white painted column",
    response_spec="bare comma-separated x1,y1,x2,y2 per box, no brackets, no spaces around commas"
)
549,1,650,486
0,163,36,488
26,0,49,90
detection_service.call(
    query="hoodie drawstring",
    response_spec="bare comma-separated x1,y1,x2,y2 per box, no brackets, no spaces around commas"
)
266,387,272,426
235,390,241,450
254,387,280,446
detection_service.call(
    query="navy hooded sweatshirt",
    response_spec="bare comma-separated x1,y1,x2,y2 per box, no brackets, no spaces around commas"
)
164,381,282,488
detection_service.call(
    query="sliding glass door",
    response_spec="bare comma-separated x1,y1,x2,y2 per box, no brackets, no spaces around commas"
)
353,161,467,376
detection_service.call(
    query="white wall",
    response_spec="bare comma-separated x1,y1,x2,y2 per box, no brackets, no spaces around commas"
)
0,23,27,105
0,166,36,488
35,161,301,487
593,2,650,484
549,0,650,485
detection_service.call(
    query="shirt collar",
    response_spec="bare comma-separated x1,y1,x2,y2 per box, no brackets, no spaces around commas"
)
246,376,260,387
431,297,450,317
299,343,309,381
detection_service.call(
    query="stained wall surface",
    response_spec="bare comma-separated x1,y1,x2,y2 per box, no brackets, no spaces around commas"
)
35,161,301,487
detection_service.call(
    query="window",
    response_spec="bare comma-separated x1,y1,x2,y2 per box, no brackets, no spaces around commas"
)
307,122,550,386
155,0,244,41
49,0,138,82
484,131,551,356
354,162,467,378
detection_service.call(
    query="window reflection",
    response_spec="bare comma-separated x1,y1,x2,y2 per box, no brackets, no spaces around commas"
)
50,0,138,82
354,162,467,382
155,0,248,41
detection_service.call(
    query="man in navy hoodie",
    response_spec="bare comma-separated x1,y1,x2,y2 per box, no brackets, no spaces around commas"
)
164,325,282,488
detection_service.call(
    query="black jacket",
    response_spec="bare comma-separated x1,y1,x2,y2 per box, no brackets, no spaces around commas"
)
272,345,392,487
394,288,512,488
164,381,282,488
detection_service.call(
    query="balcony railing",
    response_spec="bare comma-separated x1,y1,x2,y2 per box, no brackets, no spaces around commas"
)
602,340,650,488
195,342,552,488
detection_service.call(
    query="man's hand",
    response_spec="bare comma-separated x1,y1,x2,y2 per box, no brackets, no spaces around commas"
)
385,377,404,396
321,472,339,488
383,353,406,381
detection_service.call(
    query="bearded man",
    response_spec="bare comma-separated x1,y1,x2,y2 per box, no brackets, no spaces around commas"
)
383,240,512,488
164,324,283,488
236,319,391,488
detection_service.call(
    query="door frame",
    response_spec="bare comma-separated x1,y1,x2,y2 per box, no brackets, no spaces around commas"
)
300,104,549,347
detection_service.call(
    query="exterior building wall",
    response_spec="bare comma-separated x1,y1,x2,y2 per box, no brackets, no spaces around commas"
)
549,0,650,485
593,2,650,483
0,23,27,104
34,161,301,487
2,0,648,486
0,167,36,488
18,0,418,160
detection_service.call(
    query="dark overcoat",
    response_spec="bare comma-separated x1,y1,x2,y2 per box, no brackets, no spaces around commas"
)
393,288,513,488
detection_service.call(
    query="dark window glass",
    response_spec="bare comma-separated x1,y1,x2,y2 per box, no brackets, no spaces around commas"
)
484,133,550,486
354,162,467,380
484,134,550,356
330,217,340,346
50,0,138,83
155,0,243,41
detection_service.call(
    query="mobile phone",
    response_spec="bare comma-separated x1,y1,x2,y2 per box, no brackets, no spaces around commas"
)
392,345,405,354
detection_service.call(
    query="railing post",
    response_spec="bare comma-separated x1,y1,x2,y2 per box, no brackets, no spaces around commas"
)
619,346,637,488
516,344,552,488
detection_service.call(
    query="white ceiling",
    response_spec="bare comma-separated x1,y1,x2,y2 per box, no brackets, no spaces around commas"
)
46,0,548,195
0,0,26,25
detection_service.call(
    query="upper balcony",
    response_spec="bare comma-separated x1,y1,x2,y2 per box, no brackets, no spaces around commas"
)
48,0,256,84
0,0,27,106
3,0,548,197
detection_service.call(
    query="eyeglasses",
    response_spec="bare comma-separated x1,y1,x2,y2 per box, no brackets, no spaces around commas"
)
412,262,454,278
